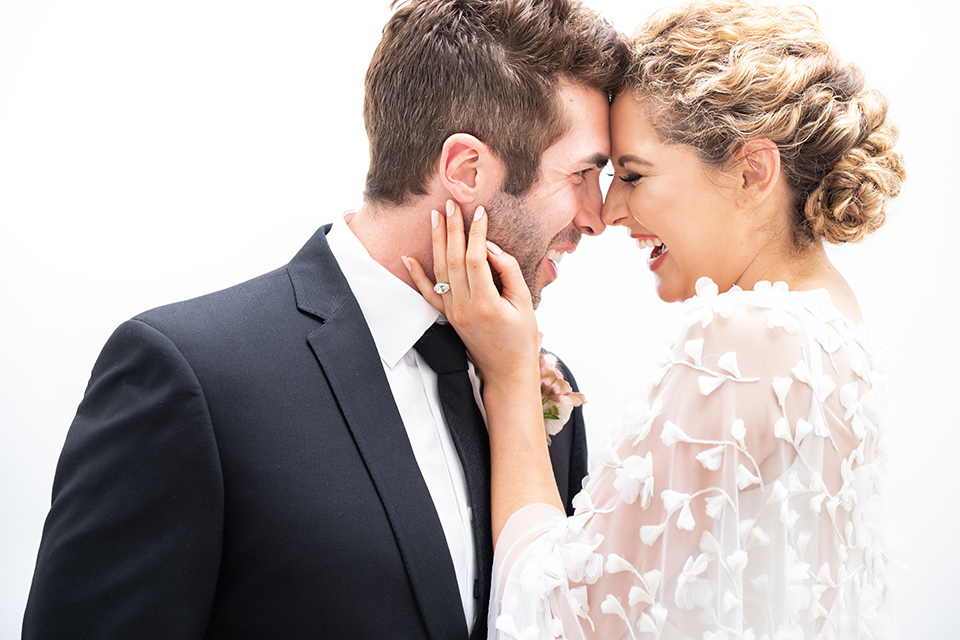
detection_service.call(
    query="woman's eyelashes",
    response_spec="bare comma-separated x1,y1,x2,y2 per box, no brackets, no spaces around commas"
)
618,173,643,184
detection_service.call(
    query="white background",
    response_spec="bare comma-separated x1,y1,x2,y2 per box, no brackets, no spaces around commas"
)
1,1,957,637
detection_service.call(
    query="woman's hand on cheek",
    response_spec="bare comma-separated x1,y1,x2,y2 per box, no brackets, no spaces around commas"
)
404,199,540,384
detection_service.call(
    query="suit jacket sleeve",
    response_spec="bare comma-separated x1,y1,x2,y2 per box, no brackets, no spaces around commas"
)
548,357,587,517
23,319,224,639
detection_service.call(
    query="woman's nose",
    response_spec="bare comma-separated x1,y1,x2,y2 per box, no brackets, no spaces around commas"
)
601,183,630,227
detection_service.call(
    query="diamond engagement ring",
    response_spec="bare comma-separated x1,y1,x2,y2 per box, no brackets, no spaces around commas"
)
433,282,451,294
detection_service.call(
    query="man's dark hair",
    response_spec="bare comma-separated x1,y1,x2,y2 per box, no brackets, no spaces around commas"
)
363,0,628,205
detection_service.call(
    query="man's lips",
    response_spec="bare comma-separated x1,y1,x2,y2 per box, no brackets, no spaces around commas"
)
542,245,576,283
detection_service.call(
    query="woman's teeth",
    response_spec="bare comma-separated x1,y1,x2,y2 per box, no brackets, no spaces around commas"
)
636,237,663,250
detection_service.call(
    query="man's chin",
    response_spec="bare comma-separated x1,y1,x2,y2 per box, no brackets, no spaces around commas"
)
530,290,542,310
529,258,560,309
530,277,547,310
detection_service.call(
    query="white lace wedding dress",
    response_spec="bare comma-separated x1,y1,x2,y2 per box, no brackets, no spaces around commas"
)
490,279,894,639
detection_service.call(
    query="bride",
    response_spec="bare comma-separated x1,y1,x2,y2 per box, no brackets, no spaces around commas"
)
406,1,904,637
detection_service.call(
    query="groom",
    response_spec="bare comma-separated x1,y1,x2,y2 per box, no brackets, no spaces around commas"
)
22,1,627,638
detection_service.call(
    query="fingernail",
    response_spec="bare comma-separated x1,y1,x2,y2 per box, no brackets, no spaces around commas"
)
401,256,412,272
486,240,502,255
431,210,439,229
473,206,485,221
446,200,456,217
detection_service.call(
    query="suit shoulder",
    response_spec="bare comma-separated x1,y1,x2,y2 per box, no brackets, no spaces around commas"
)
129,266,300,343
136,266,289,322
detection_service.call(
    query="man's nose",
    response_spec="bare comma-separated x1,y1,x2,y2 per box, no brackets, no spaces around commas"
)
573,176,606,236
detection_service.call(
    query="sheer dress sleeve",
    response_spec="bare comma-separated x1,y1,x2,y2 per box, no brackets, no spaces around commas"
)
489,280,893,640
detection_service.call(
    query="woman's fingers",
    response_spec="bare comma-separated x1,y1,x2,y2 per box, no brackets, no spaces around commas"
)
485,241,532,309
423,199,531,320
442,199,470,299
410,200,539,385
464,205,494,297
403,256,446,314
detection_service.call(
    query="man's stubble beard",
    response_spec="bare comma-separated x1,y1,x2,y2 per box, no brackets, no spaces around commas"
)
478,189,581,309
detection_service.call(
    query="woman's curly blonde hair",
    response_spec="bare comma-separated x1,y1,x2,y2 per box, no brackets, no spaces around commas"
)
628,0,905,245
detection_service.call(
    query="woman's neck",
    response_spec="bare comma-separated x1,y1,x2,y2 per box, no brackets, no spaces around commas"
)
739,240,864,322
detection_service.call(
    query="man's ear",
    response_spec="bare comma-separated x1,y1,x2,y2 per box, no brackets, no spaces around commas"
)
438,133,505,204
734,138,781,208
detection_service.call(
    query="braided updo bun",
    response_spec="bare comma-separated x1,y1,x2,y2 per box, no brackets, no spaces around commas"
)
628,1,905,245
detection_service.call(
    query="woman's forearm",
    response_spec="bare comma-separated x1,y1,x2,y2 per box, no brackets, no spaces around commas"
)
483,370,564,545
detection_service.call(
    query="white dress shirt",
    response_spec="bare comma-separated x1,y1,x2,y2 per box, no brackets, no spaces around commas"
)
326,218,479,629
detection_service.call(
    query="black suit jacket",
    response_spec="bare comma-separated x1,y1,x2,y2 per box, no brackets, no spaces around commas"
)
23,225,587,639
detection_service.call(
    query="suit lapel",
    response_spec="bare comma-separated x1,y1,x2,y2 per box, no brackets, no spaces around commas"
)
288,226,468,640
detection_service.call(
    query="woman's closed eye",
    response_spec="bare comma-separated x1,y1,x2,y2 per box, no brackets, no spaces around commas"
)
618,172,643,184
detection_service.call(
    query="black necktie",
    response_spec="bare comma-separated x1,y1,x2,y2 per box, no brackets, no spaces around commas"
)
414,322,492,636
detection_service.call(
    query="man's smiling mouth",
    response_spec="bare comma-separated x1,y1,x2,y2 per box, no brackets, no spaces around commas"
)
546,248,567,265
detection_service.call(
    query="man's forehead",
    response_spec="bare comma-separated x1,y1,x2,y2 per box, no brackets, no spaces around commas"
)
535,82,610,169
555,81,610,117
547,118,611,166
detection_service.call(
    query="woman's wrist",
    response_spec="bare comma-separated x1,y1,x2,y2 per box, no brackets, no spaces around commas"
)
482,360,540,393
482,373,544,447
481,365,541,417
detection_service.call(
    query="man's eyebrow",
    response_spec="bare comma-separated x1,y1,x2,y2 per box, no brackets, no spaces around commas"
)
583,152,609,169
617,154,653,168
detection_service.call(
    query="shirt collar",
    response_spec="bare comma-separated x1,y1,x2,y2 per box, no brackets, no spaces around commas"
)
326,217,441,369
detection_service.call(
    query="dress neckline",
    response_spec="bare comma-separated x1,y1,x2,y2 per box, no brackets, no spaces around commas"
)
686,277,865,329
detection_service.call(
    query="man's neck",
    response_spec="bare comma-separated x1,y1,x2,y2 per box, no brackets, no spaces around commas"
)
347,200,441,290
